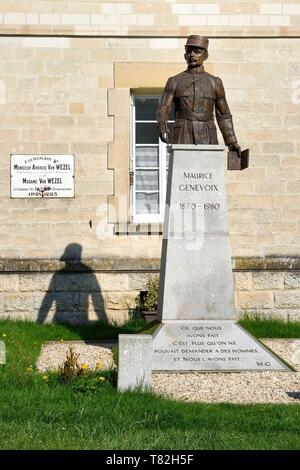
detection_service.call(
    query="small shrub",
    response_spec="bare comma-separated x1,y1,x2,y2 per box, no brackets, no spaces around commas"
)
111,344,119,367
66,368,117,394
58,347,117,391
135,277,159,312
69,375,106,394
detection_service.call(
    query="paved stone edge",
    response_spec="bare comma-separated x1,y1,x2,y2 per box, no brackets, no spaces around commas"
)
1,257,300,273
0,258,161,273
0,25,299,38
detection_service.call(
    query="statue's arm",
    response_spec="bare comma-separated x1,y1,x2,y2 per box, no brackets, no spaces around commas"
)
215,77,241,155
156,77,175,143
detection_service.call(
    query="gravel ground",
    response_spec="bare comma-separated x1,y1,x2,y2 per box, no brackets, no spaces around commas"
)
36,339,300,404
36,341,116,372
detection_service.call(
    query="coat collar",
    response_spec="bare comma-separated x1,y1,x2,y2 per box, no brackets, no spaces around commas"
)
185,65,205,74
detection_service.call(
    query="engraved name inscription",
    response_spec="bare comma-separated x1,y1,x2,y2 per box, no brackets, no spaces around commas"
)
177,170,221,211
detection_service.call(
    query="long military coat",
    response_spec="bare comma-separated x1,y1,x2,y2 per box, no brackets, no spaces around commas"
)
157,65,237,146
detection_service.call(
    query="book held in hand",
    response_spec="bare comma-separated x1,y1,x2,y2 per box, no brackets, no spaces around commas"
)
227,148,249,170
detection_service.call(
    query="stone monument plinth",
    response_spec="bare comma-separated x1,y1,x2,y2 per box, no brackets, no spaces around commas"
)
158,145,234,322
118,145,290,391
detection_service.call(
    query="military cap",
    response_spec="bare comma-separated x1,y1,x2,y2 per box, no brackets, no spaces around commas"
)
185,35,209,50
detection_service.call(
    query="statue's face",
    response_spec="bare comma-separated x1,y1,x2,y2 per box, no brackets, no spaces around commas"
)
184,46,207,68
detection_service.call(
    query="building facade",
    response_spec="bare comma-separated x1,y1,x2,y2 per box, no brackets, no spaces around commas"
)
0,1,300,323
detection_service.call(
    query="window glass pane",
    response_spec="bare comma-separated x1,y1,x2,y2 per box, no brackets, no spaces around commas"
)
135,97,175,121
136,123,158,144
136,146,159,167
136,170,159,191
132,94,171,219
135,96,175,121
135,97,159,121
136,192,159,214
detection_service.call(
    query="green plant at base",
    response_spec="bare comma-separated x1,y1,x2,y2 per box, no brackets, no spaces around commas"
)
238,313,300,338
135,277,159,312
58,347,84,382
67,369,117,394
0,319,300,449
57,346,117,392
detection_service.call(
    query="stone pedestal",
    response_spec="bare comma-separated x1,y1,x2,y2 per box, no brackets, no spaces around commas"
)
152,321,288,371
158,145,235,321
118,335,152,391
153,145,289,372
118,145,289,391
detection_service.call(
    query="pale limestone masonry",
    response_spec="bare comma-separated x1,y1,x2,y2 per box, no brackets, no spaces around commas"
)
0,2,300,36
0,37,300,258
0,2,299,323
0,36,299,258
0,261,158,324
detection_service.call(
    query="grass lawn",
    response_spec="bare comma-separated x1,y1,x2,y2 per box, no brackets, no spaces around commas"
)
0,318,299,450
239,317,300,338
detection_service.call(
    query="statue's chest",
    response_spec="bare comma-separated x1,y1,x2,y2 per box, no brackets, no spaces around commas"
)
176,76,215,102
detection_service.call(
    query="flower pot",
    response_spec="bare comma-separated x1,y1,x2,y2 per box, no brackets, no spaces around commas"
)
141,311,157,323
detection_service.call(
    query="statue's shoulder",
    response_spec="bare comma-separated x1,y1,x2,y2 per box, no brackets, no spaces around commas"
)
205,72,225,86
168,71,189,84
173,70,188,79
164,71,190,90
203,72,223,92
203,71,218,81
168,71,194,90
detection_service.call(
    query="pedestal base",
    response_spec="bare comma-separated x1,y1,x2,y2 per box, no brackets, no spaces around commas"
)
158,145,235,321
152,321,290,371
117,145,291,391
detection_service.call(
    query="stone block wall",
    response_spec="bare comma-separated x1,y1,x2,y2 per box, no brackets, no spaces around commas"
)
0,258,299,324
0,264,157,324
0,2,299,261
235,271,300,321
0,35,299,258
0,2,299,36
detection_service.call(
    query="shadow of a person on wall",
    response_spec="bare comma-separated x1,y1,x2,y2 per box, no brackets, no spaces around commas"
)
38,243,107,325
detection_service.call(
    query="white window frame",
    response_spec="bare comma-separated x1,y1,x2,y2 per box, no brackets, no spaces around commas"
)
131,93,169,224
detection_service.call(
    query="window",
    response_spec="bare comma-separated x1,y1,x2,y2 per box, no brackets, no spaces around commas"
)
131,94,174,223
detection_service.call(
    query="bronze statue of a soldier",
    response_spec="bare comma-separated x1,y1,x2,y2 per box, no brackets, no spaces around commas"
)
157,35,241,156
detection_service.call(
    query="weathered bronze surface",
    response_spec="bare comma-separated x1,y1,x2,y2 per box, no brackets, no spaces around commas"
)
157,35,241,156
228,149,249,170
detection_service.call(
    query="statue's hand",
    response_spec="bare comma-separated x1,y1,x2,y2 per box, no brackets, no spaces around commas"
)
228,142,242,158
158,124,170,144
